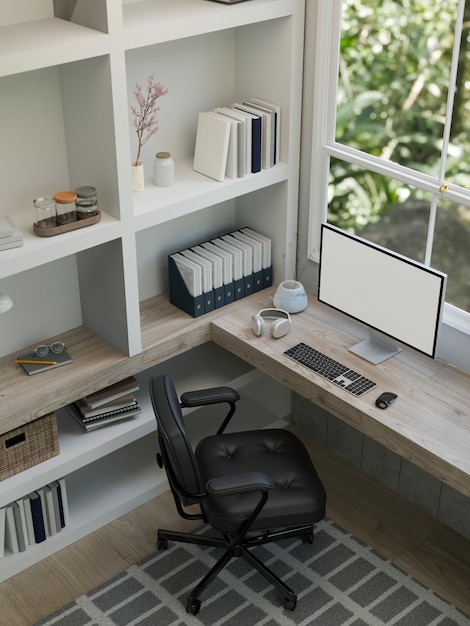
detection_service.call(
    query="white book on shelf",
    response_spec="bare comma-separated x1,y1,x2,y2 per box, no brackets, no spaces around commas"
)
207,111,238,179
57,478,70,526
15,498,30,550
22,495,36,545
193,111,231,182
0,214,13,239
36,487,50,537
216,107,251,174
4,504,19,554
245,98,281,164
238,101,272,169
213,107,245,177
44,485,59,536
232,103,263,172
0,507,5,558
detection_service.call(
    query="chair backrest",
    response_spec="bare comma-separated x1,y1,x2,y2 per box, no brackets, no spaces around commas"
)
149,374,203,504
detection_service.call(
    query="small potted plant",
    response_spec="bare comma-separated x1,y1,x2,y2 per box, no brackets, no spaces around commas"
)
130,74,168,192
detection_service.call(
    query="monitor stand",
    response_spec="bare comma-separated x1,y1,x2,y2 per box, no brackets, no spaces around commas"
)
349,332,401,365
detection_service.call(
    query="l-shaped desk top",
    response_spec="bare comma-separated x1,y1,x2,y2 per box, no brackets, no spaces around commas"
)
210,289,470,499
1,287,469,499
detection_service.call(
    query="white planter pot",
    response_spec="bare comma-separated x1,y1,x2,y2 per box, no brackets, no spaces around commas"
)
273,280,308,313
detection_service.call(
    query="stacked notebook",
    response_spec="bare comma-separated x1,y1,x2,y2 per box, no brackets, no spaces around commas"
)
1,478,69,557
0,215,23,250
67,376,141,431
169,227,272,317
193,97,280,181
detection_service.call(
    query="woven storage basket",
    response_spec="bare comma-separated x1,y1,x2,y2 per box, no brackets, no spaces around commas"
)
0,412,60,480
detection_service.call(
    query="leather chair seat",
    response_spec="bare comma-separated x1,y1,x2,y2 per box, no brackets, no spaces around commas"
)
197,429,326,534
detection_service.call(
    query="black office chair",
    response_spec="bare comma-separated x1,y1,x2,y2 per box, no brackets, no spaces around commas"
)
149,374,327,615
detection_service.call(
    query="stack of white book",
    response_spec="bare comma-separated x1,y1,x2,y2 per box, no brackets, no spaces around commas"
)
193,97,280,181
67,376,141,432
1,478,69,557
0,215,23,251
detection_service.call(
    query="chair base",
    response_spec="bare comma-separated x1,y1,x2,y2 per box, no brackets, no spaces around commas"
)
157,524,315,615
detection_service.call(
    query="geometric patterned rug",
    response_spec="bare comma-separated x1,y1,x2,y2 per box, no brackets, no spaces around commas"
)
34,519,469,626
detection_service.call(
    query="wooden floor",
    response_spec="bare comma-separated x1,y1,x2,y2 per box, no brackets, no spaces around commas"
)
1,431,470,626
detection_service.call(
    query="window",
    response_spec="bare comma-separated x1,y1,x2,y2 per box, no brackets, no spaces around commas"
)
309,0,470,330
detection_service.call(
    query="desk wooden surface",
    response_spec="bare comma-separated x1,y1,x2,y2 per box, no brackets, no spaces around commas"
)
210,288,470,499
1,287,469,499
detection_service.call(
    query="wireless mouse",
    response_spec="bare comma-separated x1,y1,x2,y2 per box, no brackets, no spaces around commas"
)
375,391,397,409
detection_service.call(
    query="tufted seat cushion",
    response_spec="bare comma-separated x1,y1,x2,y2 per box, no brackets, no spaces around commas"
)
196,429,326,534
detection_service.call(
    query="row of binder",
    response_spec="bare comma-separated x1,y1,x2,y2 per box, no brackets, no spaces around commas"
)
169,227,272,318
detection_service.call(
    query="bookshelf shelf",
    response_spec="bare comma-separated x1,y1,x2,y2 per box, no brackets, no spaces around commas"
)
0,0,304,579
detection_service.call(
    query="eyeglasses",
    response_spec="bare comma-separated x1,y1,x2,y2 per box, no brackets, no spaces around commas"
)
34,342,65,358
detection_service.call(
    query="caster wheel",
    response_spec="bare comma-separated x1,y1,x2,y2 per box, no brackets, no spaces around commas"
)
302,534,314,544
157,538,169,550
284,595,297,611
186,598,201,615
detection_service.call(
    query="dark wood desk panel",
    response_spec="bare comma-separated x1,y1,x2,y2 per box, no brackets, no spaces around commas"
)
210,288,470,498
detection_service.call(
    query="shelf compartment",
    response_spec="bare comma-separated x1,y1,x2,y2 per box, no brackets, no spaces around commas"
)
0,18,110,77
0,341,264,507
0,435,167,583
133,159,289,230
0,341,289,582
122,0,296,50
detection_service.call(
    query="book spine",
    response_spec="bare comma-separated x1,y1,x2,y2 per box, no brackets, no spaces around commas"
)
0,507,5,558
4,505,19,554
12,501,27,552
29,492,47,543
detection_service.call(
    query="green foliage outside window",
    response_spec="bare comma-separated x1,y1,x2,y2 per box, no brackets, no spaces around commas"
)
330,0,470,232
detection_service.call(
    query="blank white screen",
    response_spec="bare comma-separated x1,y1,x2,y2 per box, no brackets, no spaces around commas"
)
318,225,447,357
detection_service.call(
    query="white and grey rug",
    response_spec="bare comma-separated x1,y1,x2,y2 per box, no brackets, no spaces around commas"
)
35,519,468,626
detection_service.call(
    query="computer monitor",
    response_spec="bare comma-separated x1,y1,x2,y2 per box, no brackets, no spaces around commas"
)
318,223,447,364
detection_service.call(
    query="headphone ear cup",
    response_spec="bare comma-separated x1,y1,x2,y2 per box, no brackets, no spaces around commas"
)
251,314,265,336
270,317,290,339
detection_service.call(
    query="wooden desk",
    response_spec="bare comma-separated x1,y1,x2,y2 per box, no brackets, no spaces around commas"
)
210,288,470,499
1,287,469,499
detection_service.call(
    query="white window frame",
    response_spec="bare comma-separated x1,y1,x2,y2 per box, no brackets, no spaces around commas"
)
307,0,470,337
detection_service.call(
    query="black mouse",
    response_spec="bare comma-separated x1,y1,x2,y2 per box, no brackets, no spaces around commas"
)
375,392,397,409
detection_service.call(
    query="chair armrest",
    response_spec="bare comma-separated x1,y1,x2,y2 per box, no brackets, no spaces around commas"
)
180,386,240,408
206,472,274,497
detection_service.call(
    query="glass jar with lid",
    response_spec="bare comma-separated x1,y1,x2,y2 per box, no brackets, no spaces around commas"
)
74,186,98,219
34,197,57,228
54,191,77,224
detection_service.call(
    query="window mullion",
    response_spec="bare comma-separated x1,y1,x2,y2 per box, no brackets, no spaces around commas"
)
438,0,466,184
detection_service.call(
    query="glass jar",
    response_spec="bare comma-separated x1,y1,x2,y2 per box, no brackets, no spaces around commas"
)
74,185,98,219
33,197,57,228
54,191,77,224
153,151,175,187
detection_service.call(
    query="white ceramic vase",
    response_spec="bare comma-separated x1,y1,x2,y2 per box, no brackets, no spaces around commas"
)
273,280,308,313
131,162,145,192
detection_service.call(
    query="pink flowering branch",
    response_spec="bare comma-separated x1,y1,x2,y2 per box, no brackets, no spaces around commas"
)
131,74,168,165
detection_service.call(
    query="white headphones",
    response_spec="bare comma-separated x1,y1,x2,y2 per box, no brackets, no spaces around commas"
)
251,308,292,339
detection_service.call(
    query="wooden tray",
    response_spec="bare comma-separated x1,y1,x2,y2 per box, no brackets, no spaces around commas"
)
33,211,101,237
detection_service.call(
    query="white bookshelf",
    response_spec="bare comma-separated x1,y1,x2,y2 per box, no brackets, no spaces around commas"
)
0,0,304,579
